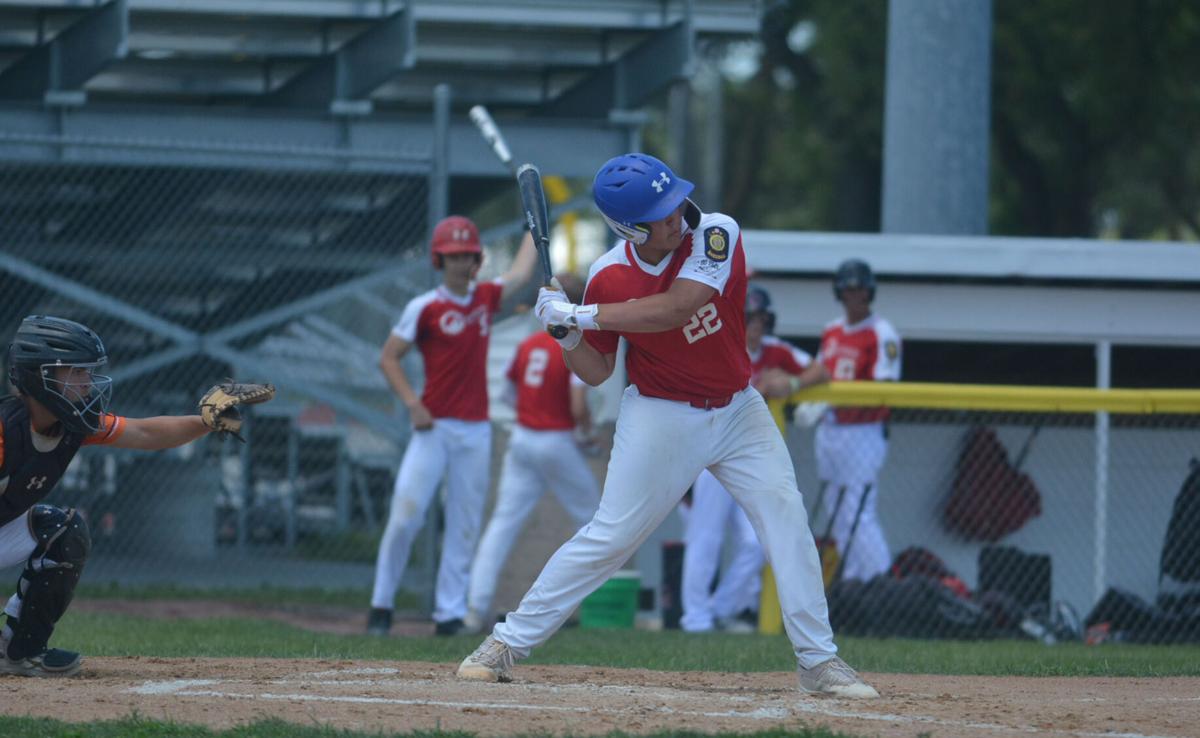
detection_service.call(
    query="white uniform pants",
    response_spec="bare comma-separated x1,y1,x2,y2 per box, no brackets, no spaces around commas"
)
468,426,601,619
372,419,491,622
680,469,763,631
0,512,36,621
493,386,838,670
814,422,891,582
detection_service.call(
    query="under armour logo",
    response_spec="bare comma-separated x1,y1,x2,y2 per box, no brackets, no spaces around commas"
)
651,172,671,193
26,476,47,490
452,228,470,241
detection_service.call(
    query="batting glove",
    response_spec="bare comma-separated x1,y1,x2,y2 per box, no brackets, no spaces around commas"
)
554,327,583,351
535,287,599,331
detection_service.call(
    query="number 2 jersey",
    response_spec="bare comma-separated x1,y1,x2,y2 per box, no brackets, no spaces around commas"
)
817,314,902,425
507,330,583,431
583,211,750,404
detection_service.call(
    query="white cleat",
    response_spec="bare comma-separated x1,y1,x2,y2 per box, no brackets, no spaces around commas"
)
798,656,879,699
457,634,516,683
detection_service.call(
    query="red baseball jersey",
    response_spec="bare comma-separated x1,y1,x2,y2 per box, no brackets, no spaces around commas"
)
583,211,750,405
751,335,812,382
817,314,902,424
393,280,503,421
506,331,582,431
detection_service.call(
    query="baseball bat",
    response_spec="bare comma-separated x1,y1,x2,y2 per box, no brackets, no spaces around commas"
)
516,163,568,340
468,105,516,174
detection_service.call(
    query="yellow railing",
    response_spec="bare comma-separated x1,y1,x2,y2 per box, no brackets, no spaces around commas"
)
773,381,1200,414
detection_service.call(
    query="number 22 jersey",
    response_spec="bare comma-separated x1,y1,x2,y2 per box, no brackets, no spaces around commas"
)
582,211,750,405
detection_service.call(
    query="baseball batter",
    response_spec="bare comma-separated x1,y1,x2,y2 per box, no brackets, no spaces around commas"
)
793,259,901,582
457,153,878,699
369,216,537,637
464,273,601,632
681,285,812,633
0,315,272,676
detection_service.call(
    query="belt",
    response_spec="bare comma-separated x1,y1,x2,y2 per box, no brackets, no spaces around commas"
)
688,394,734,411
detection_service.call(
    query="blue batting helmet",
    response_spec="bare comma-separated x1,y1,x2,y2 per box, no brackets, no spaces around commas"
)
592,153,694,245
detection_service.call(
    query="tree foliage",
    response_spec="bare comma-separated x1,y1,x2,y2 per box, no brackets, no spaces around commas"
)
718,0,1200,239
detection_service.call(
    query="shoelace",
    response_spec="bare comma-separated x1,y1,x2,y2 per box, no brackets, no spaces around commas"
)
818,658,861,684
474,639,514,669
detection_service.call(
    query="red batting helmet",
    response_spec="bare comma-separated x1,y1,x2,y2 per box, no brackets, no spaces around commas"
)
430,215,482,268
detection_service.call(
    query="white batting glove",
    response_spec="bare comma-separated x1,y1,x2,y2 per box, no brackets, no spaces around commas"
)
555,327,582,351
535,287,599,331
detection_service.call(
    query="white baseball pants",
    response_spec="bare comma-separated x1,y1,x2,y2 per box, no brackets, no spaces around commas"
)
0,512,36,622
680,469,763,632
467,425,601,620
493,385,838,670
815,422,891,582
371,418,491,622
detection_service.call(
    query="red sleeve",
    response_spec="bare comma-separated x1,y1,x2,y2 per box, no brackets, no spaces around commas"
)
779,350,808,375
582,278,620,355
83,414,126,446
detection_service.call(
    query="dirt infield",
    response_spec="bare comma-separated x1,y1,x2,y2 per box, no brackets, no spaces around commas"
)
0,655,1195,737
28,600,1193,737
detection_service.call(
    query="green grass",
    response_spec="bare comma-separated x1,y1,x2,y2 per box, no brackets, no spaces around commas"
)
76,583,418,611
0,717,854,738
53,610,1200,677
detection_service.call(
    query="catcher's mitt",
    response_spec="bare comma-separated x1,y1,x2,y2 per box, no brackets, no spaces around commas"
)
199,381,276,441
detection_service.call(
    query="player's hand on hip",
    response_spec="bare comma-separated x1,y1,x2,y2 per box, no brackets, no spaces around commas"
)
407,402,434,431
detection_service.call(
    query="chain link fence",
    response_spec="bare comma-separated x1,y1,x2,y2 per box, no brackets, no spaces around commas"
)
781,402,1200,645
0,136,452,597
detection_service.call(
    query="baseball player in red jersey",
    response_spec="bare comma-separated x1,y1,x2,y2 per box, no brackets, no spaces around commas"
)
464,273,601,632
1,315,273,676
681,285,813,633
458,153,878,699
368,216,537,637
793,259,901,582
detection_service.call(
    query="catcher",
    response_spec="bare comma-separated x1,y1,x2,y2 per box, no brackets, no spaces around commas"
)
0,315,274,677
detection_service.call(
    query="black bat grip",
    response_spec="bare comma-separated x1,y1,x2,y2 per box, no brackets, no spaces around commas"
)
548,324,569,340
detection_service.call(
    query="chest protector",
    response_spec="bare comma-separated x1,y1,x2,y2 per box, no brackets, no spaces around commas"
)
0,396,84,525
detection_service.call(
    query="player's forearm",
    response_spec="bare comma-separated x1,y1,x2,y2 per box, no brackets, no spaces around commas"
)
380,358,421,408
563,341,614,386
118,415,209,450
791,363,831,394
595,287,710,333
500,232,538,300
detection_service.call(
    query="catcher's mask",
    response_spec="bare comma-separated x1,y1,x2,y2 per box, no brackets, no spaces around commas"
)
431,215,483,269
7,315,112,434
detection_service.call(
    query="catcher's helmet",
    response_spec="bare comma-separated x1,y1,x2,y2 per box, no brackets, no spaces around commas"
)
745,284,776,334
833,258,876,302
430,215,482,269
593,153,695,245
7,315,112,434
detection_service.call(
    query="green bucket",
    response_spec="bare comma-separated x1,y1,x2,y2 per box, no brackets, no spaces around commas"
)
580,571,640,629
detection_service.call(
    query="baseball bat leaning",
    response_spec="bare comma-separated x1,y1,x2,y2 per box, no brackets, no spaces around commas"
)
468,105,516,174
516,163,569,340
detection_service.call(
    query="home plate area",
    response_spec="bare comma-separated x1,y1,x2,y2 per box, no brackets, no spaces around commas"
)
1,657,1195,738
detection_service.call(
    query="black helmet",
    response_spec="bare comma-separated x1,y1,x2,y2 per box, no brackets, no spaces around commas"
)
745,284,776,334
7,315,112,434
833,258,876,302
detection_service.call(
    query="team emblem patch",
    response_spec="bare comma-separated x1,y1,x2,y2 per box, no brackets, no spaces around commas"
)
885,340,899,361
704,227,729,262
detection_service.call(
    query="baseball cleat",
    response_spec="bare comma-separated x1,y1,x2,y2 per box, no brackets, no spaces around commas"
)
0,648,82,678
798,656,879,699
457,634,516,682
366,608,392,637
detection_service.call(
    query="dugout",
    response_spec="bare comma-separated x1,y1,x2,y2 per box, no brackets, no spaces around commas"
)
739,231,1200,622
